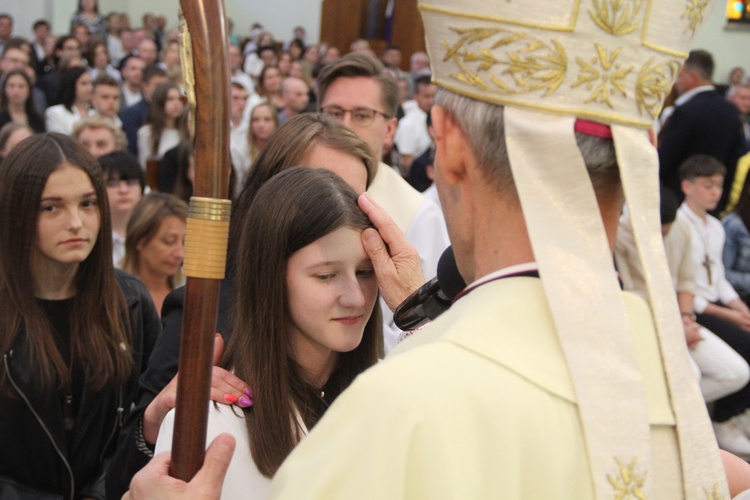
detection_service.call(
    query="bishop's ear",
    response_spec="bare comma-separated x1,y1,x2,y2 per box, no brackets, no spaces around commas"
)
431,105,470,185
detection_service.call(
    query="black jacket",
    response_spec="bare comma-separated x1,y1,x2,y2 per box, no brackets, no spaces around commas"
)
658,89,749,212
105,278,234,499
0,271,160,500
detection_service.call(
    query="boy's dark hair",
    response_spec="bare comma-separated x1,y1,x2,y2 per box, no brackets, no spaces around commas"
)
414,75,433,95
142,64,167,84
33,19,50,30
660,186,679,225
93,73,119,89
679,154,726,182
98,150,146,193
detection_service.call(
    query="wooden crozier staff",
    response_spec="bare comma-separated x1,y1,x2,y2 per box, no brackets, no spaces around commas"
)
169,0,231,481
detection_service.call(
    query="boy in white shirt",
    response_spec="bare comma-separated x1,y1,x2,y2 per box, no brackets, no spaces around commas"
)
678,154,750,457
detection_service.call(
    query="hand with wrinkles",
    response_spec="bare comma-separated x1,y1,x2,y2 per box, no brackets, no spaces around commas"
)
358,193,425,312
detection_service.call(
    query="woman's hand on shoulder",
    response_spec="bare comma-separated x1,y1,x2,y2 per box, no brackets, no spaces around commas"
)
142,334,253,444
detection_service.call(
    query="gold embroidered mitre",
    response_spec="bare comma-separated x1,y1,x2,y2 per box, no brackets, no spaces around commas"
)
419,1,728,499
420,0,710,127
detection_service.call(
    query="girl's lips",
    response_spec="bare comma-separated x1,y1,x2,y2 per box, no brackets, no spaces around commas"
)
332,315,362,326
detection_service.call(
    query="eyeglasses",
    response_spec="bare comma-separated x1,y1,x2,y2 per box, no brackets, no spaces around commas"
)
106,178,141,188
321,106,390,127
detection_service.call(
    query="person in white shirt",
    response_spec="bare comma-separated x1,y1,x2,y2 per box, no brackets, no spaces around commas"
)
677,154,750,457
99,150,145,268
616,188,750,412
228,44,254,96
137,80,185,169
118,55,145,108
394,74,436,174
44,67,94,134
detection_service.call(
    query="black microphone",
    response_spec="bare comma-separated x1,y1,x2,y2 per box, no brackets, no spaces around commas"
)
394,246,466,330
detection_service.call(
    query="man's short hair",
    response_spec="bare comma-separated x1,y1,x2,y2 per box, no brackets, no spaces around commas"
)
72,116,128,150
257,45,276,57
414,75,433,93
4,37,31,56
435,88,620,202
317,53,399,117
142,64,167,83
93,73,119,89
118,54,141,72
33,19,50,31
679,154,726,181
0,14,13,24
683,50,714,82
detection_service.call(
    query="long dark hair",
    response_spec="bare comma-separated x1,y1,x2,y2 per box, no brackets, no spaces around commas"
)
58,66,89,112
0,133,133,394
144,81,183,158
223,167,382,477
0,69,43,126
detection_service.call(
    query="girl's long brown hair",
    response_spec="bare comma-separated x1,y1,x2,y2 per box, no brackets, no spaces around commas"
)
223,167,382,477
0,133,133,394
145,80,184,158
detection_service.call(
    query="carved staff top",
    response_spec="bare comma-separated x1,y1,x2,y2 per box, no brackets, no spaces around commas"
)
170,0,231,481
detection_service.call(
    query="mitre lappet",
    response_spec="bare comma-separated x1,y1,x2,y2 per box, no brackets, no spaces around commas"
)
419,0,726,498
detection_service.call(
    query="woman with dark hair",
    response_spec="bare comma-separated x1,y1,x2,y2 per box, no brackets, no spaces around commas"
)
155,167,382,497
70,0,107,39
85,39,121,82
288,39,305,60
99,150,145,268
170,140,195,203
137,81,186,169
106,113,393,498
0,133,159,499
44,66,94,134
246,65,284,112
122,193,188,313
724,175,750,303
0,68,45,133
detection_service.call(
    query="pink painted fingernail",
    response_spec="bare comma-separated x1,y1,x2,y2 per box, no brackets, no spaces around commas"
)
224,394,238,404
244,387,254,398
239,396,252,408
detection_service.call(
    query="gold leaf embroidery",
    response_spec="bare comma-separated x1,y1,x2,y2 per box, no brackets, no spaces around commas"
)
442,27,567,97
635,58,680,118
682,0,709,33
607,457,647,500
572,43,633,108
589,0,644,35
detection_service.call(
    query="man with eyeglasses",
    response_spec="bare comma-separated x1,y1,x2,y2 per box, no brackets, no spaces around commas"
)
318,52,450,353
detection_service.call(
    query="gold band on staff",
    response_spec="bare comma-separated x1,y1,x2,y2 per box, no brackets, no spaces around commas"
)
183,197,231,279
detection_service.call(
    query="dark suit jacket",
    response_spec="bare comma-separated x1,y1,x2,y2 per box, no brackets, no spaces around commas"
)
119,99,149,157
658,89,748,212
